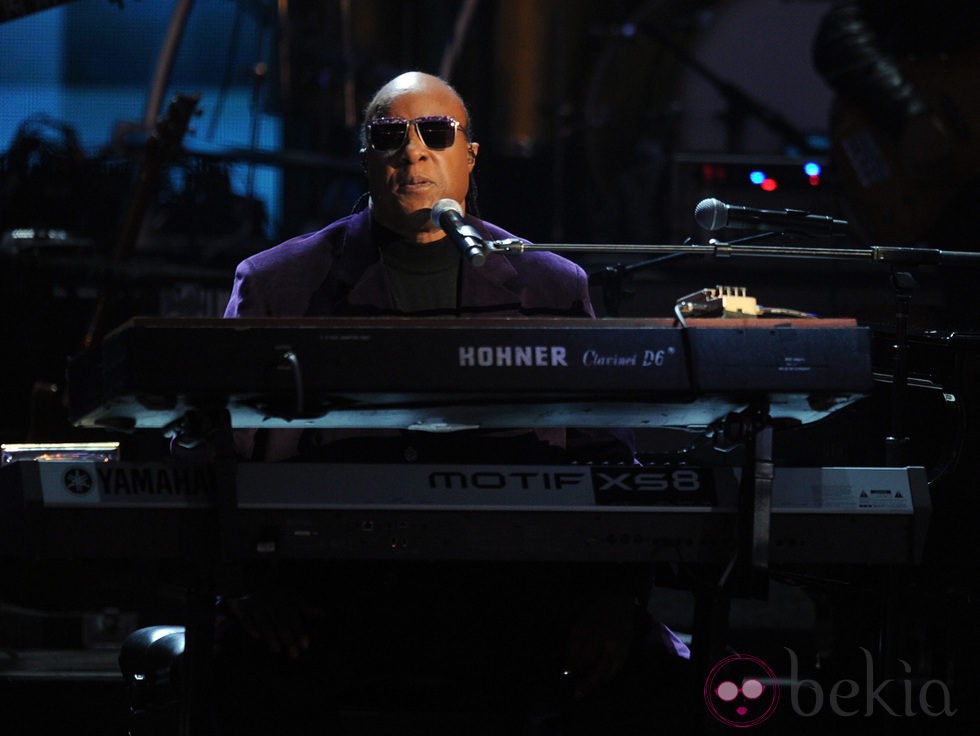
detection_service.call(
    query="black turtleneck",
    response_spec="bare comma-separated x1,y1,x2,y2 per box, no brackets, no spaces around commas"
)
376,222,461,313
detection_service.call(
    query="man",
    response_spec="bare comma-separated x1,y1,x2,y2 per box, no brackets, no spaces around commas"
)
227,72,592,323
212,72,689,735
224,71,605,463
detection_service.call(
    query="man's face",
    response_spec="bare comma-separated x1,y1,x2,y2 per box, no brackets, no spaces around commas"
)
365,79,477,243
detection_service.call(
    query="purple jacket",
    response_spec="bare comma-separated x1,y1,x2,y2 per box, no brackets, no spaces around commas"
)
225,207,594,318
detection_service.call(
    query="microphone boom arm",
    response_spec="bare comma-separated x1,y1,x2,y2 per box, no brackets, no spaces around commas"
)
484,239,980,267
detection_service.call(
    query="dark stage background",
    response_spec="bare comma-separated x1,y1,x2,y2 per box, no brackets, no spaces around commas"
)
2,2,978,734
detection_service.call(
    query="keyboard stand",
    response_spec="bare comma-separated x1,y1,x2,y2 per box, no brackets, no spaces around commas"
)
690,396,774,680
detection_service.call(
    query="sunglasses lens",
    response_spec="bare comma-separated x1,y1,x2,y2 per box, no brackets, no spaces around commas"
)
417,120,456,149
369,122,407,151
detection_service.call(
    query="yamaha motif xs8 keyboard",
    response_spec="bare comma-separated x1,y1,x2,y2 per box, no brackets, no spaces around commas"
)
68,317,872,430
3,461,928,565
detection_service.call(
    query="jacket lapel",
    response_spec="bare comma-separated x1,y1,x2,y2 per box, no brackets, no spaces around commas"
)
459,254,523,309
338,209,395,311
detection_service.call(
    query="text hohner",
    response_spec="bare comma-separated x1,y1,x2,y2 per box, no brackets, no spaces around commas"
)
458,345,568,367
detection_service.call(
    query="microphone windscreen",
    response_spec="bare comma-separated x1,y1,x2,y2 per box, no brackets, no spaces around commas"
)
694,198,727,231
430,198,463,226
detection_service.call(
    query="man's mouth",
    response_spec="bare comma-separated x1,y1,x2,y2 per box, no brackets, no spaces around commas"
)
398,176,432,189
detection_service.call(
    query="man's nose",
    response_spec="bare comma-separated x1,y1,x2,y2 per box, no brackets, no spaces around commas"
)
400,124,429,159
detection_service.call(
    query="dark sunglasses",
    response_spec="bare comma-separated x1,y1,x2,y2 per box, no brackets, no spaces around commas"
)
366,115,468,152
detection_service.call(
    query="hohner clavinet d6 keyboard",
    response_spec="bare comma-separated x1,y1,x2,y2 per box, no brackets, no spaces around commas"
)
67,316,873,431
1,460,928,566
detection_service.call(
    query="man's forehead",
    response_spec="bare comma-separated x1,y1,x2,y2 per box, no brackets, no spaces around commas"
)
376,84,465,119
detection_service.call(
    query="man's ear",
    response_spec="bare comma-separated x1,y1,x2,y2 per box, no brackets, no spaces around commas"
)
467,142,478,166
359,148,368,173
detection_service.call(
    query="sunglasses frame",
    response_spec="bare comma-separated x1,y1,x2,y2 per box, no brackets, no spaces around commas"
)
366,115,469,153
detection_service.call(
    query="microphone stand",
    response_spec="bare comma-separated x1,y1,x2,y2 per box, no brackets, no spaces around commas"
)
488,236,980,683
884,271,915,467
494,232,980,641
491,237,979,676
485,237,980,268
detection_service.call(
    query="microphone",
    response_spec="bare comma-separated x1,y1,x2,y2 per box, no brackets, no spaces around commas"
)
694,197,849,236
430,198,486,266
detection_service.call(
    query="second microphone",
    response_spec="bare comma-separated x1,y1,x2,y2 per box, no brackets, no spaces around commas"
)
694,197,849,237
